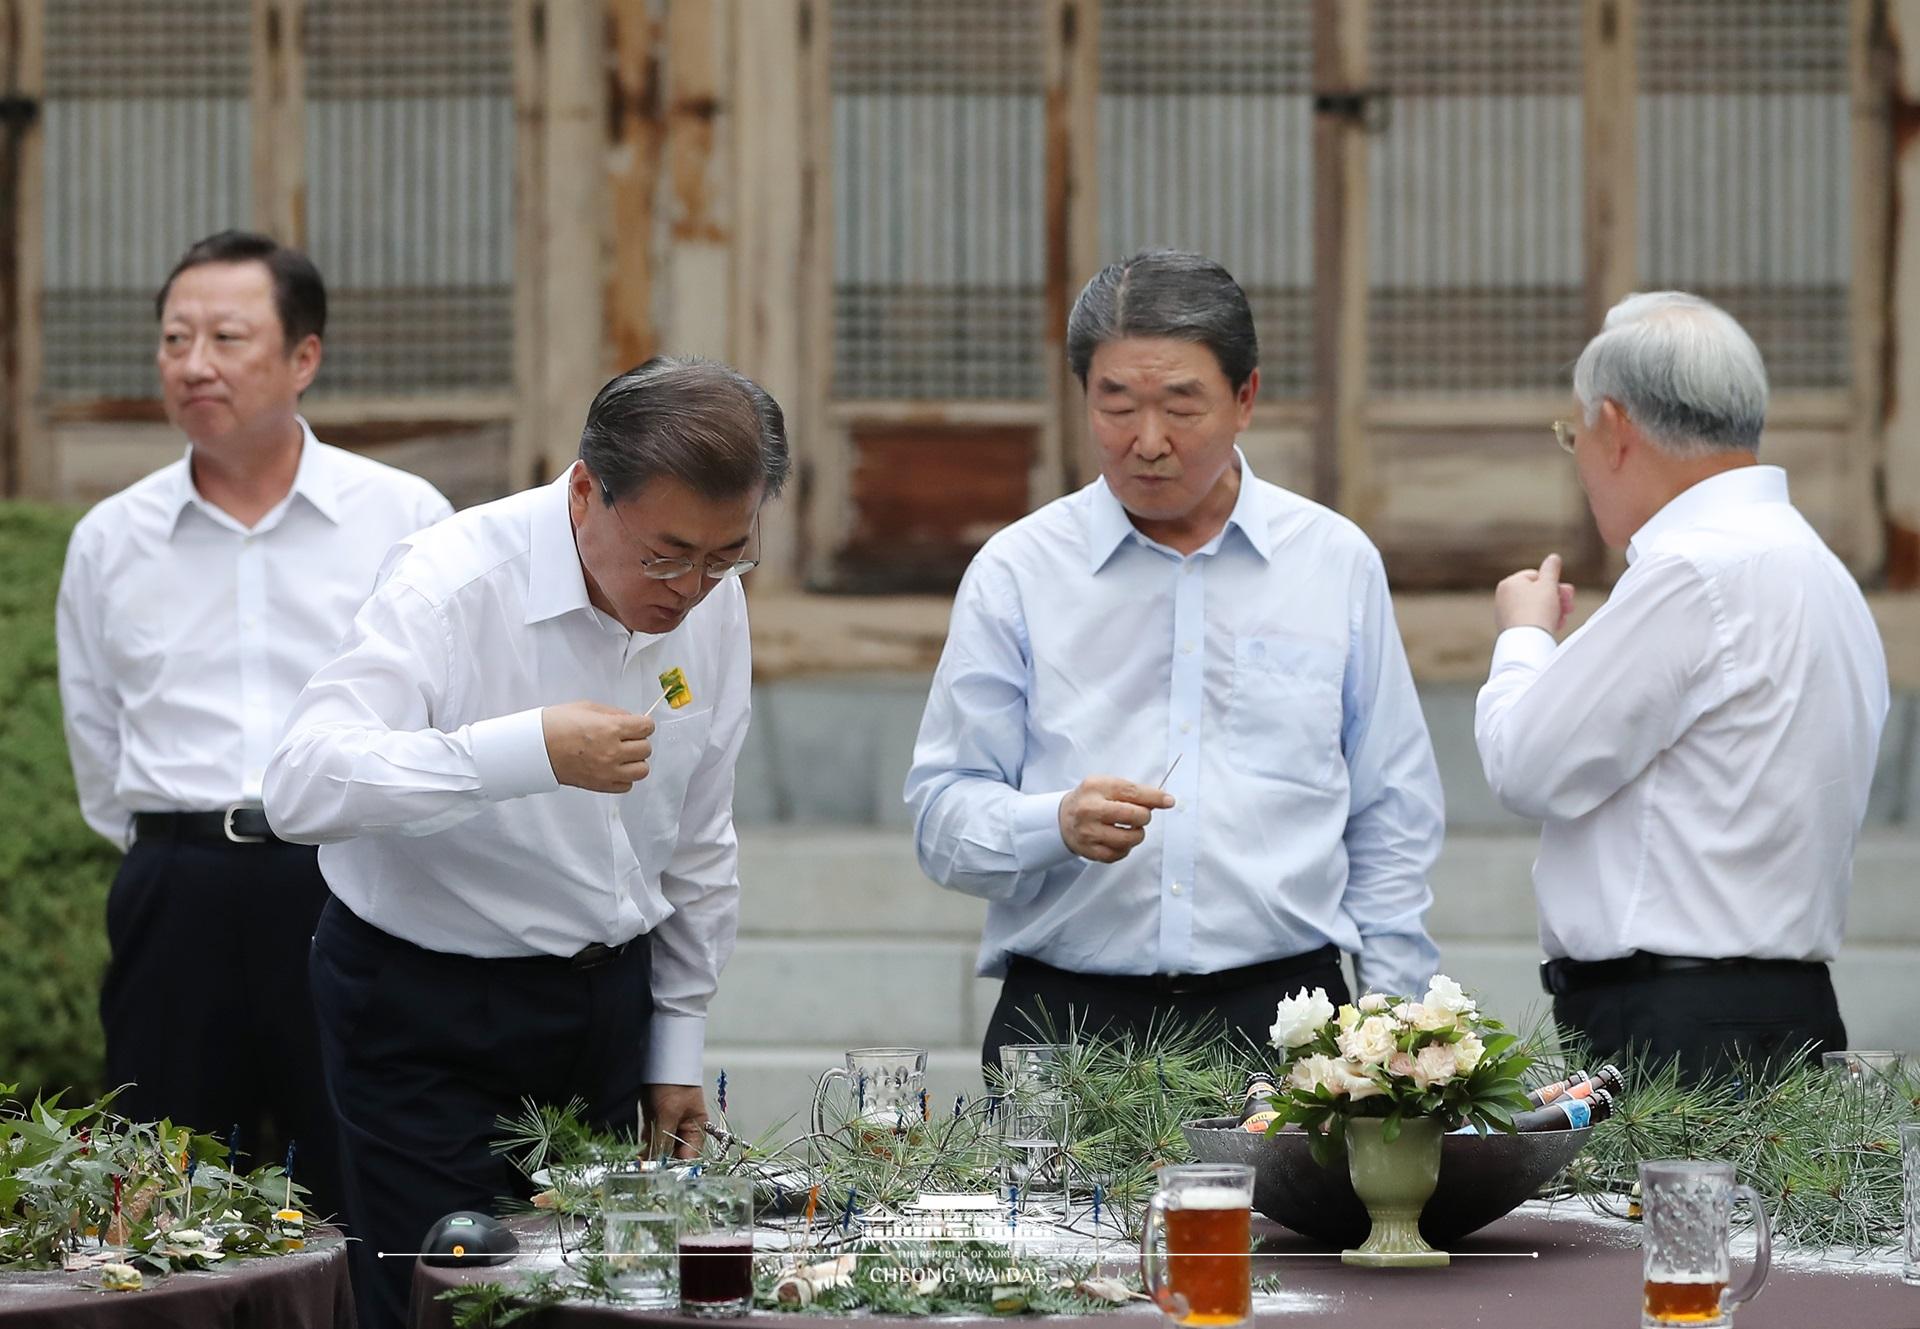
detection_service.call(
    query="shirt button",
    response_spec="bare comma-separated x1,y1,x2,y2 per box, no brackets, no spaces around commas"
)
1180,721,1192,734
1180,643,1194,655
1169,881,1185,896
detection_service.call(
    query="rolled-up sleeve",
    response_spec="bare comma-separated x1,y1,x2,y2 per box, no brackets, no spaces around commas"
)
905,556,1075,903
1339,553,1445,997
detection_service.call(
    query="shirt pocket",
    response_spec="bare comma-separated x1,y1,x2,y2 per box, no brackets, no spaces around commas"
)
624,707,716,858
1227,634,1345,786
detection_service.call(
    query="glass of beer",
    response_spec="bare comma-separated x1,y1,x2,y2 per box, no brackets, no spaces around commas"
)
1139,1163,1254,1327
1639,1160,1771,1327
679,1174,755,1316
810,1047,928,1145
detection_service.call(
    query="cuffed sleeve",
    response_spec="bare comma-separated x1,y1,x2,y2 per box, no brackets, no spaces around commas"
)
644,1013,708,1085
470,708,560,801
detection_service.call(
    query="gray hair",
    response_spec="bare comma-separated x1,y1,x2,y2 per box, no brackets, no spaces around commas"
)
1571,291,1769,457
580,356,790,504
1066,250,1258,390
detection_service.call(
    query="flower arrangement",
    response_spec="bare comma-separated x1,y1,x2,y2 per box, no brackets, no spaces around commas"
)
1262,975,1535,1165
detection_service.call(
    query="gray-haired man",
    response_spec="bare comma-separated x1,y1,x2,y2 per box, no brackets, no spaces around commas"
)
265,356,785,1329
1475,291,1889,1082
907,250,1445,1067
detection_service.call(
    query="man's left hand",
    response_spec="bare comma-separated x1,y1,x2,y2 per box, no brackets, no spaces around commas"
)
1494,552,1575,635
644,1084,708,1159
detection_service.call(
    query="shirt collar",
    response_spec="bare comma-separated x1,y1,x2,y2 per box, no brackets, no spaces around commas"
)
1084,448,1271,573
1625,464,1789,564
525,463,596,625
168,416,341,535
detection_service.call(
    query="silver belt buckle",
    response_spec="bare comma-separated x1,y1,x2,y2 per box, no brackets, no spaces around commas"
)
223,805,267,844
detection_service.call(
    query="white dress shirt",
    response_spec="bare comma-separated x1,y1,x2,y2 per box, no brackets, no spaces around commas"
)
905,453,1445,998
56,420,453,847
263,466,752,1083
1475,465,1889,964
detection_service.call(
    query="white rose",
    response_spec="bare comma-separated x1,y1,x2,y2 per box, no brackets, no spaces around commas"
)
1269,986,1336,1050
1337,1015,1400,1067
1326,1058,1384,1102
1413,1003,1459,1033
1413,1043,1459,1090
1357,993,1390,1013
1454,1032,1485,1073
1288,1054,1337,1094
1423,975,1478,1019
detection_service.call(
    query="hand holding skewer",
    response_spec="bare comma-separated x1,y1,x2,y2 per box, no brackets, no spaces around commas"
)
1057,774,1175,863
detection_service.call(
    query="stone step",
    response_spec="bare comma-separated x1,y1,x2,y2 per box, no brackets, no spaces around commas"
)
737,828,1920,944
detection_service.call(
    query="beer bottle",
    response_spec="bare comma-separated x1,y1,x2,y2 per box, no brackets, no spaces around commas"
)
1235,1074,1279,1122
1524,1069,1591,1108
1511,1086,1615,1132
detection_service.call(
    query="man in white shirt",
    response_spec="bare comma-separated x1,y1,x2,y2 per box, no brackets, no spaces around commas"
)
907,251,1444,1068
1476,291,1889,1083
264,355,782,1329
56,231,452,1220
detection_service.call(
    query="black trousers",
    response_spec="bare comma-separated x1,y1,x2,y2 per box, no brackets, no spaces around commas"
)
1553,963,1846,1085
101,836,342,1220
982,948,1353,1071
308,898,653,1329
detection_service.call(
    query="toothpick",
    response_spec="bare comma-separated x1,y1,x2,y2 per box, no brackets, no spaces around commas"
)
641,685,673,718
1157,752,1182,788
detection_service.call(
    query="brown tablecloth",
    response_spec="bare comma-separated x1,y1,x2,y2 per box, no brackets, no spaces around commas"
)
411,1209,1917,1329
0,1234,353,1328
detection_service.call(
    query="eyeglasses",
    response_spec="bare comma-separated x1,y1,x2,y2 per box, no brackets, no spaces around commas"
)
599,478,761,581
1550,420,1578,455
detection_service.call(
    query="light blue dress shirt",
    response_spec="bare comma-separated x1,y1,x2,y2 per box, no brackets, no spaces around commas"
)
904,453,1444,998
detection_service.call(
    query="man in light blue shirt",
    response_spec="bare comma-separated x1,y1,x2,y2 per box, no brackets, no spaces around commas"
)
905,251,1444,1065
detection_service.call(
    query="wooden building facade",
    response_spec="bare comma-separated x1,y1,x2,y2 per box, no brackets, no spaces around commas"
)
1,0,1912,593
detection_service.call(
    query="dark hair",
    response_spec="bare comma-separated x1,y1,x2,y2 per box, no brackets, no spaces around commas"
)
154,230,327,350
580,356,791,505
1066,249,1259,390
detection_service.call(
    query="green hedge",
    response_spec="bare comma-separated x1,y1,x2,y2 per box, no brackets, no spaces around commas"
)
0,503,118,1099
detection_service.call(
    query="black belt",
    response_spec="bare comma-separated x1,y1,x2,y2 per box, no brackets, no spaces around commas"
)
322,896,639,973
1541,951,1829,997
1008,944,1343,998
134,808,284,846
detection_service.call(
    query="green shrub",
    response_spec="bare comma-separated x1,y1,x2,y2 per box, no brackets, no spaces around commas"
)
0,503,118,1099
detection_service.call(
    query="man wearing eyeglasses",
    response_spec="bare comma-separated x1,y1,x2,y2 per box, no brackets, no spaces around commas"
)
263,356,784,1329
1475,292,1888,1084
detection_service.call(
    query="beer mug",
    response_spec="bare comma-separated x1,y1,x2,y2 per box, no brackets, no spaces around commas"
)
810,1047,927,1140
1639,1160,1771,1328
1140,1163,1254,1328
1821,1050,1912,1097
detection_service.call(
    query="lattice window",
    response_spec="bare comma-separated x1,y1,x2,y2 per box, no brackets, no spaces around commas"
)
303,0,516,396
40,0,253,399
1638,0,1852,390
1098,0,1314,399
1366,0,1585,393
831,0,1047,400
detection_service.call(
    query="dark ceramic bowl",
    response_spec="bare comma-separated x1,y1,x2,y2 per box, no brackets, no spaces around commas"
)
1180,1117,1591,1247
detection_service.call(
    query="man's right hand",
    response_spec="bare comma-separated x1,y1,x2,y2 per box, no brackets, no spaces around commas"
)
1058,775,1176,863
542,701,655,792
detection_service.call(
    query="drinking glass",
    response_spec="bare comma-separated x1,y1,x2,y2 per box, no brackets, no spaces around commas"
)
1901,1122,1920,1287
680,1175,755,1317
996,1043,1073,1212
1140,1163,1254,1328
1639,1160,1771,1327
1821,1050,1911,1096
810,1047,927,1141
601,1167,683,1307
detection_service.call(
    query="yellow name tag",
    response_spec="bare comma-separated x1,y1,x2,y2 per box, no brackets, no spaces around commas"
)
658,667,693,709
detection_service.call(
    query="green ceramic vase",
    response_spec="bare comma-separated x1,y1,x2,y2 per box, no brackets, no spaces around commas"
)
1341,1116,1450,1267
